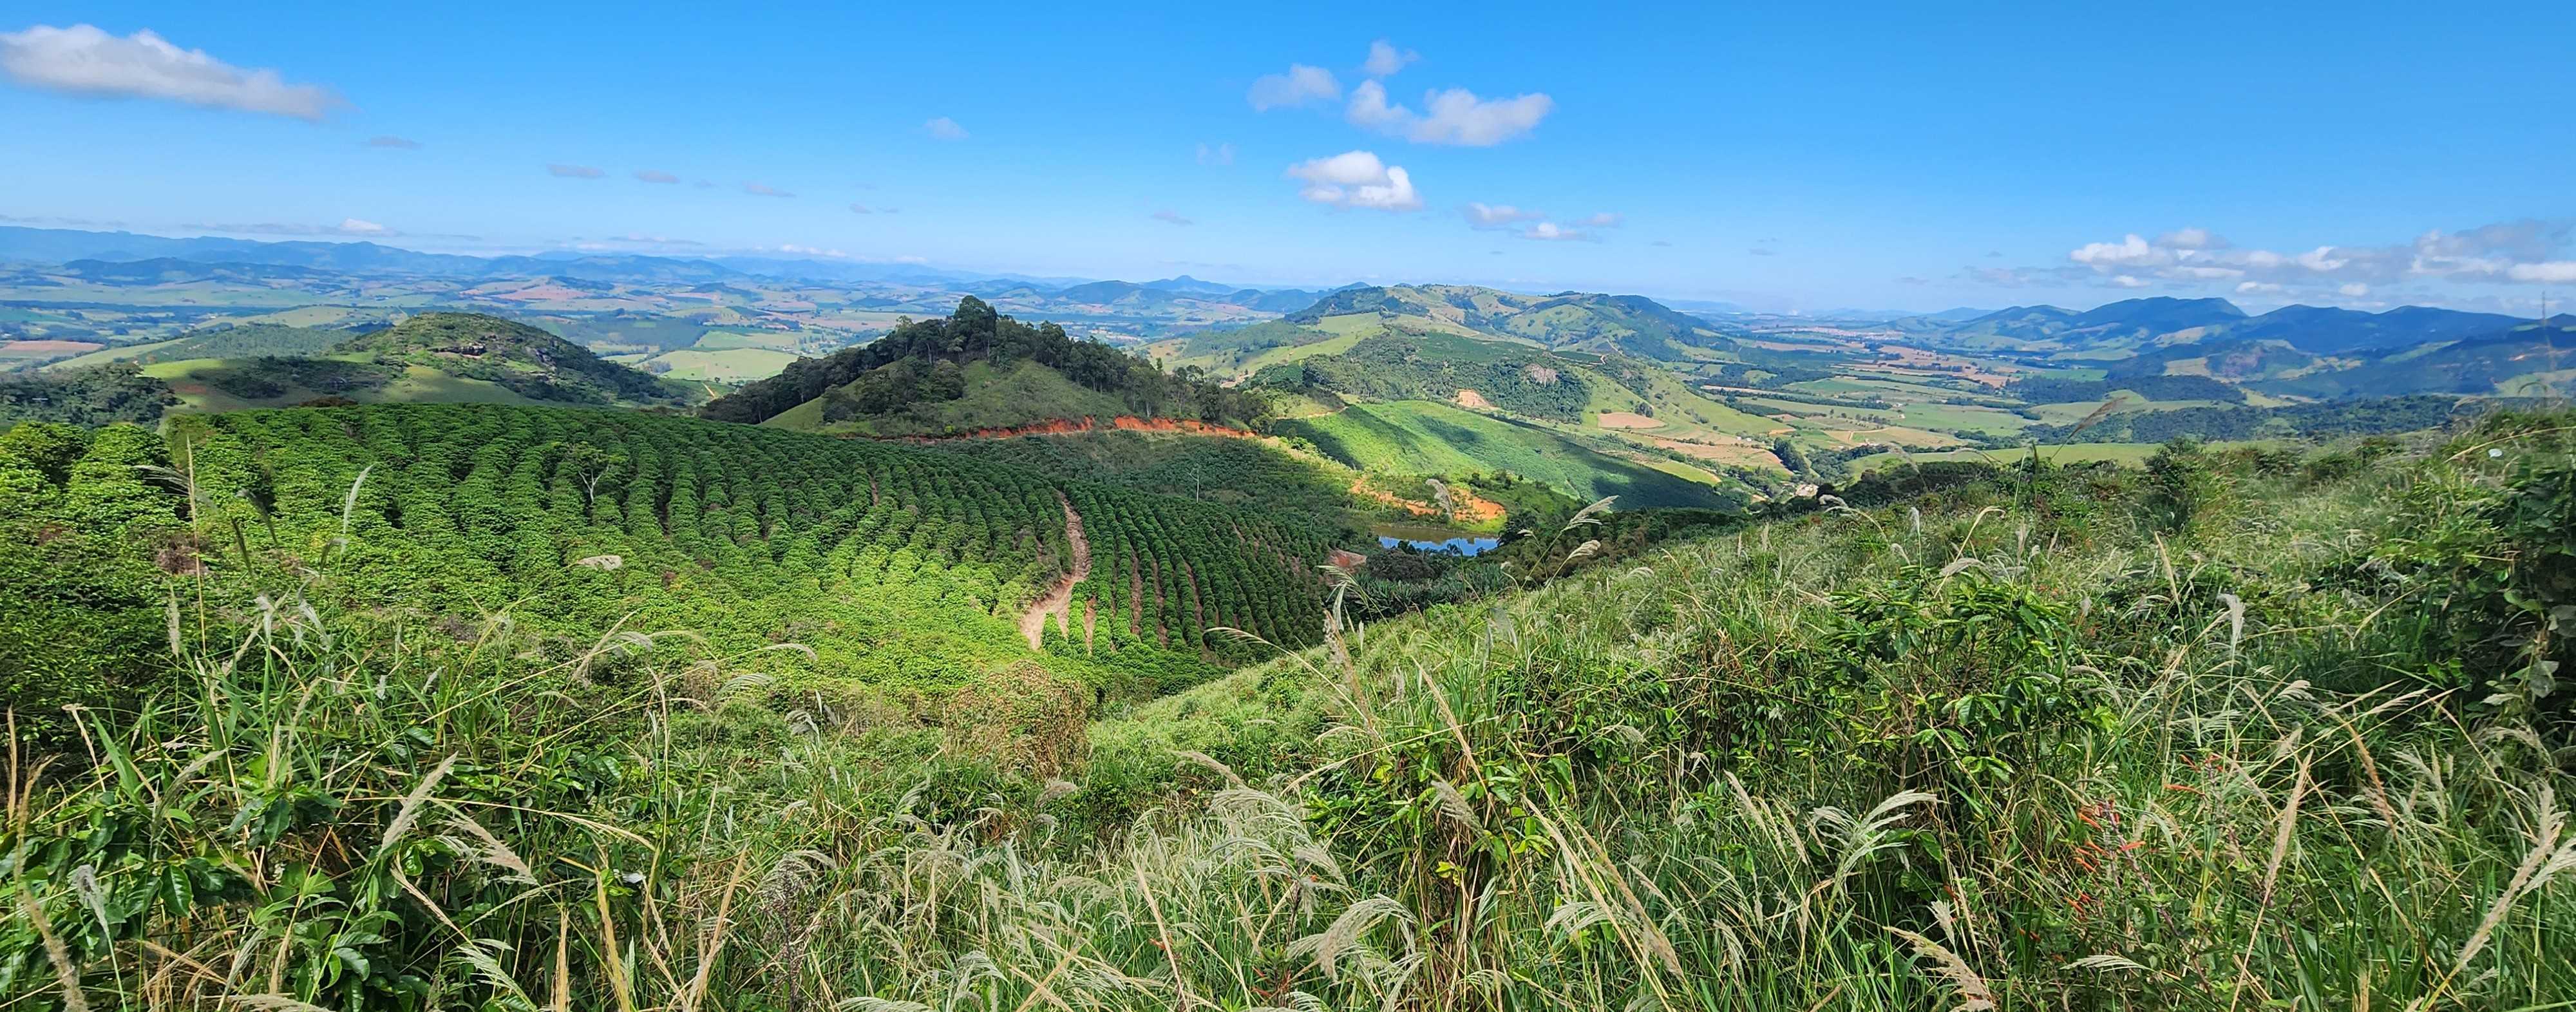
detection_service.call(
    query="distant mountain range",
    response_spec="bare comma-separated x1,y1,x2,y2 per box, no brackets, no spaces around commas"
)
0,225,1324,299
1894,296,2526,357
1888,296,2568,398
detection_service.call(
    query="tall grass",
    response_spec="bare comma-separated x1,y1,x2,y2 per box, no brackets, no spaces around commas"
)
6,417,2575,1009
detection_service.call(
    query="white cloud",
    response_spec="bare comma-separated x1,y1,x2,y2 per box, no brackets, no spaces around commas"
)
923,117,968,140
1363,39,1417,77
1518,222,1593,242
1462,202,1542,229
2154,227,2230,251
1195,142,1235,166
2069,234,2169,269
1151,210,1193,226
337,218,389,236
849,204,873,214
777,243,849,258
547,164,604,178
2040,218,2575,298
0,24,342,120
1248,64,1340,110
742,182,793,197
1345,80,1551,145
1284,150,1421,211
1573,212,1622,228
2110,274,2150,288
632,169,678,184
364,135,420,149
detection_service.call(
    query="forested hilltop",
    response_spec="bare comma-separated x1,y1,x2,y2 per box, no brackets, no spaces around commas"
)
701,296,1265,435
6,408,2575,1009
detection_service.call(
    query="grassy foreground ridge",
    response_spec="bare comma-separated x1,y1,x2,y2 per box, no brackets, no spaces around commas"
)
5,410,2576,1009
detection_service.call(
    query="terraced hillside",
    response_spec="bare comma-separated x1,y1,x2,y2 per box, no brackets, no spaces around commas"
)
9,403,1334,706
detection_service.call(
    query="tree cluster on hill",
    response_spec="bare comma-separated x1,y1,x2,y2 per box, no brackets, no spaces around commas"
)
703,297,1265,426
0,363,175,427
151,323,350,360
2004,373,2245,405
2015,394,2515,444
195,356,398,400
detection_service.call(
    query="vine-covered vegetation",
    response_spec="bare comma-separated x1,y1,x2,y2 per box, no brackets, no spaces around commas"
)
0,403,1332,743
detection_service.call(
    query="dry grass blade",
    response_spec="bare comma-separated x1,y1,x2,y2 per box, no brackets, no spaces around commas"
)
1886,925,1996,1011
379,754,457,854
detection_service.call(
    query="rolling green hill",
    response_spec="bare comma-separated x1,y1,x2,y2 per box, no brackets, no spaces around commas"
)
336,312,696,406
1274,398,1742,509
1287,284,1736,360
706,296,1262,435
1156,284,1739,377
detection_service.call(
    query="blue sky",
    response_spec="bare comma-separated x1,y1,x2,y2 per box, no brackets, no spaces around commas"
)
3,2,2571,312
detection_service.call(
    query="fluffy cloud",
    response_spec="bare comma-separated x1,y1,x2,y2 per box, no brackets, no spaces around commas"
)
364,135,420,149
2110,274,2150,288
1461,202,1543,229
0,24,342,120
1195,142,1235,166
923,117,968,140
1363,39,1417,77
2039,219,2576,296
1346,80,1551,145
632,169,679,184
1151,210,1193,226
1248,64,1340,110
2155,227,2228,251
1284,150,1421,211
1517,222,1593,242
2507,262,2576,283
547,164,604,178
337,218,390,235
2068,234,2169,269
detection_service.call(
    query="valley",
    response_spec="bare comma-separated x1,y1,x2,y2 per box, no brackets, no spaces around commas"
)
6,231,2574,1012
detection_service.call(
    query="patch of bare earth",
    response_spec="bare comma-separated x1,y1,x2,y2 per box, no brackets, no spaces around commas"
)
1454,388,1493,410
1019,493,1091,650
1595,411,1662,429
3,339,103,354
1653,438,1783,468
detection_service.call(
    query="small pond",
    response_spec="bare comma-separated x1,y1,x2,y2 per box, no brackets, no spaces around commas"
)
1372,525,1502,557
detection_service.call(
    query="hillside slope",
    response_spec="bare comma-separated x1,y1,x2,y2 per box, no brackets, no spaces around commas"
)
10,403,1334,694
705,296,1262,435
335,312,696,406
16,414,2576,1009
1157,284,1739,376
